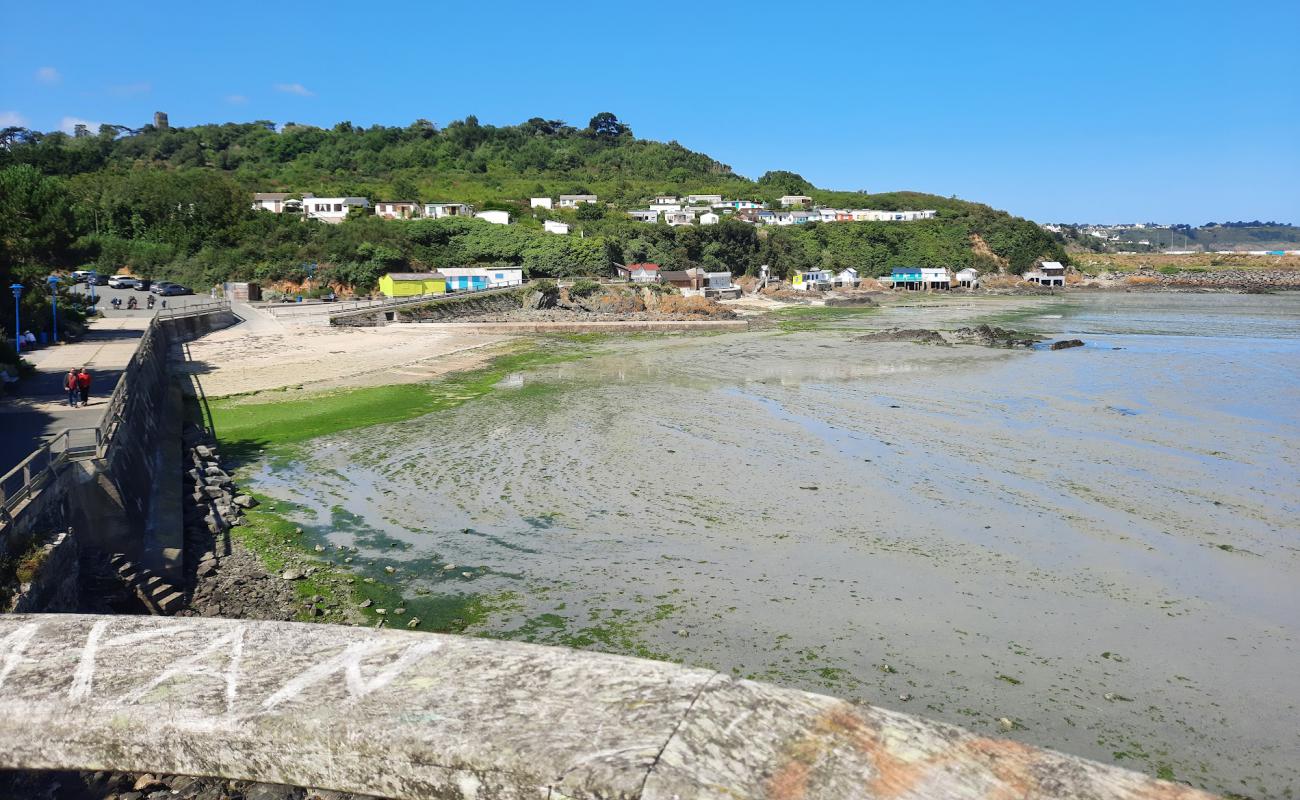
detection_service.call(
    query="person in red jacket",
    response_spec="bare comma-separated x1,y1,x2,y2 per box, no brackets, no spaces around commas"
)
75,367,92,407
64,369,79,407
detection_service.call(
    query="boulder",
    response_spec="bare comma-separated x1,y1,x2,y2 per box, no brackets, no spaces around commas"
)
232,494,259,508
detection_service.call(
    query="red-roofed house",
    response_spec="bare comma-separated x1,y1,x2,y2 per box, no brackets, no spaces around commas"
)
617,263,661,283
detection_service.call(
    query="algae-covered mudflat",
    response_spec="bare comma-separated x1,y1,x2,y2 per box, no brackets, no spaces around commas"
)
218,293,1300,798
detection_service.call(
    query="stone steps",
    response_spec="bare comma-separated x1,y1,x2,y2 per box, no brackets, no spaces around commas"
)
108,554,186,616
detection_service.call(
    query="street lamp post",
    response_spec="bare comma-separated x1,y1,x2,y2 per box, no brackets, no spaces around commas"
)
9,284,22,354
47,275,61,343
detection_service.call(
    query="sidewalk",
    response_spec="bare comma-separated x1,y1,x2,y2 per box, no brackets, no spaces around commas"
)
0,317,152,478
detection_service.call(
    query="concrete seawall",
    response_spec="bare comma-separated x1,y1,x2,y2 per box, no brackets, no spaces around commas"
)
0,614,1216,800
2,309,237,607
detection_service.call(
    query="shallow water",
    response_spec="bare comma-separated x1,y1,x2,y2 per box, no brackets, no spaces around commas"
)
249,293,1300,796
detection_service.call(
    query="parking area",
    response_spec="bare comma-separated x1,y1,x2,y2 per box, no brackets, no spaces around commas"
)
70,283,216,317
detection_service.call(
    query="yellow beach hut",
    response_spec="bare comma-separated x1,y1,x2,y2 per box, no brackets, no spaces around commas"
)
378,272,447,298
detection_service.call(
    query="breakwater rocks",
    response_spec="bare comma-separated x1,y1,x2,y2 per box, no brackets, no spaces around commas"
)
856,325,1040,347
1106,269,1300,291
176,425,298,622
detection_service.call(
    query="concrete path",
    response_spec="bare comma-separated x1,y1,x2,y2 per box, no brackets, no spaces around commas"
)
0,317,151,478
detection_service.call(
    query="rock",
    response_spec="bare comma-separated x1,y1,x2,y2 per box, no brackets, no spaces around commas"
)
195,444,214,458
824,294,876,307
998,717,1015,731
394,607,406,615
280,569,304,581
196,559,218,578
232,494,259,508
376,608,387,615
314,544,325,552
202,486,226,499
676,629,689,637
1050,339,1085,350
407,617,421,629
384,566,396,574
133,774,165,793
898,693,913,702
854,328,949,346
461,572,473,578
360,599,373,608
442,564,456,570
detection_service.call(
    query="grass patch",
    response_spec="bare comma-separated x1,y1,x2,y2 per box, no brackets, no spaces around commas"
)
209,338,590,462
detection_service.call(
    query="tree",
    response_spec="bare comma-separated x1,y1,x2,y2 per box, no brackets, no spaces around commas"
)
587,112,629,140
576,203,605,221
0,164,76,276
390,176,421,203
757,170,813,196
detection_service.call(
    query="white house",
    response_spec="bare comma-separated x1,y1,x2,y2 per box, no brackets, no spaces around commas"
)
687,194,722,205
955,268,980,288
374,201,420,220
628,210,659,224
543,220,571,235
558,194,598,208
703,271,741,299
833,268,859,288
303,196,370,224
920,267,951,289
664,210,694,227
424,202,473,219
616,263,660,283
530,197,553,209
650,201,682,213
779,195,813,208
475,210,510,225
653,195,681,205
252,192,291,213
1024,261,1066,287
791,269,834,291
699,212,720,225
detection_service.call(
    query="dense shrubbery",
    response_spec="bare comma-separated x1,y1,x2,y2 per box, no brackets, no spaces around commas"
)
0,113,1067,328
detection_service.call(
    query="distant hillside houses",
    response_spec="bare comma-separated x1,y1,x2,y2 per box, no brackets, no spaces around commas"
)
253,187,936,230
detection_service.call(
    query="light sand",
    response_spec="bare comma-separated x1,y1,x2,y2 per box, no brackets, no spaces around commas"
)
181,306,512,397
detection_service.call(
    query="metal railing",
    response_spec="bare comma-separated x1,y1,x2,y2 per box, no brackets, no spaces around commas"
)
0,427,101,519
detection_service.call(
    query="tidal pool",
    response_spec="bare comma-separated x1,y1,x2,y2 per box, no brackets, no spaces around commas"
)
248,293,1300,797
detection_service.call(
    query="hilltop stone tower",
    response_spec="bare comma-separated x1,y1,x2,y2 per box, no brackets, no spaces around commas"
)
153,111,169,130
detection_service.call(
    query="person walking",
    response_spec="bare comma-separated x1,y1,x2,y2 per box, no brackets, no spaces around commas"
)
64,369,80,407
76,367,92,407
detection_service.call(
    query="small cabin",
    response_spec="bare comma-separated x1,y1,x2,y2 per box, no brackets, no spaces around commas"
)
956,268,980,288
791,269,833,291
887,267,923,290
378,272,446,298
1025,261,1066,287
833,268,860,288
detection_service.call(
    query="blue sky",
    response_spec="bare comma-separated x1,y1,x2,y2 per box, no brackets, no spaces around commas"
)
3,0,1297,224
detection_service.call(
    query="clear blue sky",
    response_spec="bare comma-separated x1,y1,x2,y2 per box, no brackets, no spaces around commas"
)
3,0,1297,224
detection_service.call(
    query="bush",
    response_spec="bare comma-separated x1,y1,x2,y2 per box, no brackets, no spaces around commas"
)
531,279,558,295
569,278,601,297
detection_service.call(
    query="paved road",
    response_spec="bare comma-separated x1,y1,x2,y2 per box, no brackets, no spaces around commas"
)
71,283,216,317
0,286,200,478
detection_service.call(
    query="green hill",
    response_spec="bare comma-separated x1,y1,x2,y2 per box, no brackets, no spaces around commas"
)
0,113,1066,297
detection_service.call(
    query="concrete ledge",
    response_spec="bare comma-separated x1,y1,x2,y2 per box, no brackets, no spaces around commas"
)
0,615,1214,799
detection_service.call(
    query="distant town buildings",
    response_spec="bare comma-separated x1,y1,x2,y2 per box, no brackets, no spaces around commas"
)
425,202,473,219
558,194,598,208
779,195,812,208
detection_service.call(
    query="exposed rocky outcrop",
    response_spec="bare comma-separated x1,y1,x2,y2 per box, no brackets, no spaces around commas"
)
855,325,1042,348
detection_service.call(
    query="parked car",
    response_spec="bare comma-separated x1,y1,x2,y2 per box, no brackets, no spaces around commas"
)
150,281,176,294
157,284,192,296
107,276,137,289
88,273,108,285
70,270,92,283
133,279,152,291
